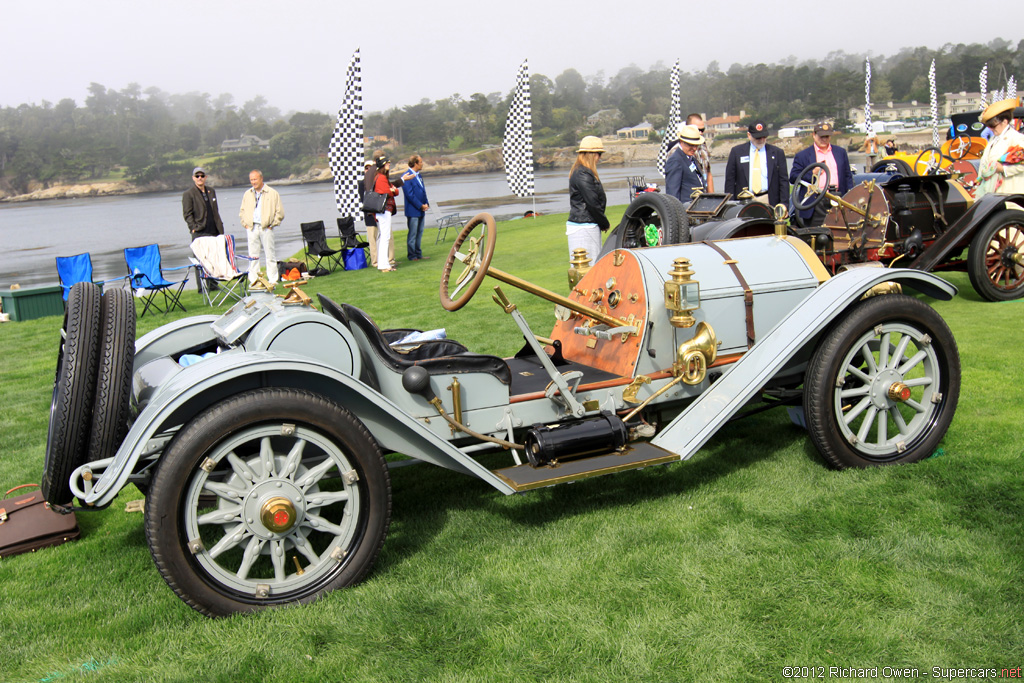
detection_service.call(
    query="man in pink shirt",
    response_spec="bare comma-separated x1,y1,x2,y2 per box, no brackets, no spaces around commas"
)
790,121,853,224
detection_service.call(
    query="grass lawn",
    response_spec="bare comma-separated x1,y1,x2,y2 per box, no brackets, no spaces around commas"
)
1,209,1021,682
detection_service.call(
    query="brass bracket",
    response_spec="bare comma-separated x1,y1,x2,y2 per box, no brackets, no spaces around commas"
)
279,282,314,308
492,286,517,313
622,375,652,404
447,377,463,434
250,274,276,292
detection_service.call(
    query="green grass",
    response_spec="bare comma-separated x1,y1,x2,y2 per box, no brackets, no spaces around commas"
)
1,210,1022,682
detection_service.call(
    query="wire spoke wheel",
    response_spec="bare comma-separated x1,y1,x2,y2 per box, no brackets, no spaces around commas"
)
805,295,959,468
146,389,390,617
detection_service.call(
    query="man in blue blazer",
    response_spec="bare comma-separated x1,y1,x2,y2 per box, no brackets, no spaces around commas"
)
401,154,430,261
724,120,789,206
789,121,854,224
665,124,708,204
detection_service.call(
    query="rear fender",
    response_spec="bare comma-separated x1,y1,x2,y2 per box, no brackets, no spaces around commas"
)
77,352,516,506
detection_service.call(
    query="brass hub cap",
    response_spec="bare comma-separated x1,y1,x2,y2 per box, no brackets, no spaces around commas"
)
260,496,297,533
887,382,912,403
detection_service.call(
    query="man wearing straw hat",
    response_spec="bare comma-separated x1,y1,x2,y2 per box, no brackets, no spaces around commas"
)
664,124,707,204
976,99,1024,198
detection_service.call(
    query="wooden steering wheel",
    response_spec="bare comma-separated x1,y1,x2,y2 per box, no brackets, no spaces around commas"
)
440,213,497,311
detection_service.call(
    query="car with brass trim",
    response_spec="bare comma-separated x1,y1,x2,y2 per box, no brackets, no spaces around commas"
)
43,215,961,617
603,159,1024,302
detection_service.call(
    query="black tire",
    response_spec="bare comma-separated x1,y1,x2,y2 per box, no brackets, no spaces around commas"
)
42,282,102,505
617,192,691,248
87,288,137,462
967,210,1024,302
804,295,960,468
871,158,913,176
145,388,391,617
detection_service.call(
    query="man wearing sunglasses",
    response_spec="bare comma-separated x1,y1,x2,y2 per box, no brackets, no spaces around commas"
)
182,166,224,241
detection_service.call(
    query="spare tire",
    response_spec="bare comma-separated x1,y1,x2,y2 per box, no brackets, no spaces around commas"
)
42,282,102,505
616,192,691,249
871,158,913,176
88,288,137,463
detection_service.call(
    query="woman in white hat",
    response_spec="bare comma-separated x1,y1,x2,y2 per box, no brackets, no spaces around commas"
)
566,136,610,263
976,99,1024,198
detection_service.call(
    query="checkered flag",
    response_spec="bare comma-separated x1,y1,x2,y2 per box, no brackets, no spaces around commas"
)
864,58,873,138
929,60,939,147
1008,77,1018,103
657,60,681,175
327,49,365,220
503,60,534,198
979,64,988,109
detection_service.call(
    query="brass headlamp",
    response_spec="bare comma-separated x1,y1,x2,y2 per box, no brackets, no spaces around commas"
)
568,248,592,289
663,257,700,328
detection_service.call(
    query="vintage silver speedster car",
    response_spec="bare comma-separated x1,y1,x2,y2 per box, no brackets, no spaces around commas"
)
42,214,961,617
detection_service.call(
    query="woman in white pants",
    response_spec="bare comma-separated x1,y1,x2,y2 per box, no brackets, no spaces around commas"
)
370,155,404,272
566,136,610,264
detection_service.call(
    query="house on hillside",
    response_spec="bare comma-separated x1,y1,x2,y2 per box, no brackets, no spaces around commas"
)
705,111,745,135
587,109,621,126
363,134,393,148
779,119,817,137
616,122,654,139
847,100,931,125
943,91,999,116
220,134,271,153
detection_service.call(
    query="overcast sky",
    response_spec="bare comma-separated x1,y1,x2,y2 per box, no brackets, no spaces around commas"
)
5,0,1015,115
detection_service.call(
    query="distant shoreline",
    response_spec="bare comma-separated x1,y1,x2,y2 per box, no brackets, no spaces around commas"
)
0,131,935,205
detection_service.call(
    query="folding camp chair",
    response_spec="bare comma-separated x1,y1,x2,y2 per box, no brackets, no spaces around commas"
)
435,213,465,244
337,216,369,250
626,175,647,202
189,234,252,306
301,221,343,274
123,244,193,317
55,252,124,302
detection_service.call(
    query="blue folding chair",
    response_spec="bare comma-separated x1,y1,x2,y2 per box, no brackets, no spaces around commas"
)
55,252,124,302
123,244,193,317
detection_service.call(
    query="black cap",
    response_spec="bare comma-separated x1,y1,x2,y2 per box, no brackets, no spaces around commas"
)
747,121,769,138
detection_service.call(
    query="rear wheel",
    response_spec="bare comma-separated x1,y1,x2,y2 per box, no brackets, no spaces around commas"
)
967,210,1024,301
804,295,960,468
616,192,690,248
42,282,102,504
145,388,391,617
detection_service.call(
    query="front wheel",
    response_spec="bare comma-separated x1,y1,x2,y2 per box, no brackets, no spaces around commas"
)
967,210,1024,301
804,295,960,468
145,388,391,617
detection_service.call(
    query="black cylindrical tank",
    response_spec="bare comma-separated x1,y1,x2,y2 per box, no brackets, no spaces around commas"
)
524,412,628,467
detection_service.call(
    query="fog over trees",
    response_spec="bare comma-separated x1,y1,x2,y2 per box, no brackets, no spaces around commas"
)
1,39,1019,194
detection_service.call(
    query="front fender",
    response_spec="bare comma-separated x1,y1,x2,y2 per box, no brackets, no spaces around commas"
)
651,267,956,457
76,352,516,506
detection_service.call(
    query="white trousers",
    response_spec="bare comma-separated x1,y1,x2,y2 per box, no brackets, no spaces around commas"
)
247,224,278,284
375,211,393,270
565,222,601,264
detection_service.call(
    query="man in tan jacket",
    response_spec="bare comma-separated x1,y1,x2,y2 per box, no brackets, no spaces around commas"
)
239,169,284,285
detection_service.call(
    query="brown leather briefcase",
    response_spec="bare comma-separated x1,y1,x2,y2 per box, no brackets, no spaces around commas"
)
0,485,81,558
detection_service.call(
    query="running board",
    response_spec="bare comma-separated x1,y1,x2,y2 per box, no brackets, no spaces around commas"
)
493,442,679,492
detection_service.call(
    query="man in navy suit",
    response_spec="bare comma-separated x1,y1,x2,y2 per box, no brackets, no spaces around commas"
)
724,120,789,206
789,121,854,224
665,124,708,204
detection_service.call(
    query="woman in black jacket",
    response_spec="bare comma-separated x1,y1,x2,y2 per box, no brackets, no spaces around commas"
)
566,136,609,264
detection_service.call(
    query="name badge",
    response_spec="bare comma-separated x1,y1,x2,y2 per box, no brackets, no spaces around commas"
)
740,155,750,163
689,163,697,173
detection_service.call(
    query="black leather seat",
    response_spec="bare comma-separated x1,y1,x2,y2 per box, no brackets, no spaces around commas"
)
327,299,510,384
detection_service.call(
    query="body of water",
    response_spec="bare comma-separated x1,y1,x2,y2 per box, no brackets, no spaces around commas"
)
0,162,726,288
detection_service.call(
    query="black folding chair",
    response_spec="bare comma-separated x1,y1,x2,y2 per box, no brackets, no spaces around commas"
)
337,217,370,250
301,221,343,274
